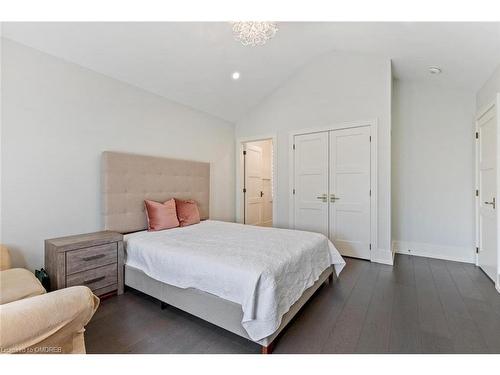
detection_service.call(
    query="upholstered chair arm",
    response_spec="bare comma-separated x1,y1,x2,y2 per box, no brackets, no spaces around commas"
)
0,245,11,271
0,286,99,354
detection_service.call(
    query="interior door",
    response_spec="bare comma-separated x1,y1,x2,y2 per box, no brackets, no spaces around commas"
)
261,140,273,226
262,179,273,226
244,144,263,225
478,104,498,282
329,126,371,259
293,132,329,236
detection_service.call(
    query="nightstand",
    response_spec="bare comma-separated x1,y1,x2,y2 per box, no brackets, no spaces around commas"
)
45,231,124,297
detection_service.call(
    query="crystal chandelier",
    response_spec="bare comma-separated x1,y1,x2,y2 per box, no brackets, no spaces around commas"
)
232,22,278,47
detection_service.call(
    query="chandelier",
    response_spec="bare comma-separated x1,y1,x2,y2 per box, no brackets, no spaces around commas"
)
232,22,278,47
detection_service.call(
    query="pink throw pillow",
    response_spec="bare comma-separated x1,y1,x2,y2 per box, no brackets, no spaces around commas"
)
144,199,179,231
175,199,201,227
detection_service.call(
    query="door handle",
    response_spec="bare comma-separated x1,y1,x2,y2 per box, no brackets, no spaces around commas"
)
260,191,264,198
316,194,327,202
330,194,341,203
484,197,496,209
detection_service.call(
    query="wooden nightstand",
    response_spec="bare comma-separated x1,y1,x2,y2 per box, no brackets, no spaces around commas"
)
45,231,124,297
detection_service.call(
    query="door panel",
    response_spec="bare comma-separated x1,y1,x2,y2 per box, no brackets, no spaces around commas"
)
329,127,371,259
478,105,497,282
294,132,329,236
245,144,263,226
260,140,273,226
262,179,273,226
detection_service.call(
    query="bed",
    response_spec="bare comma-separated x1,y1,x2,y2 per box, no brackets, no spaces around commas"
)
101,151,345,353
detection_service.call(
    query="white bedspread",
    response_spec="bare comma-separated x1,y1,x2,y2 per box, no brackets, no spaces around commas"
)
124,220,345,341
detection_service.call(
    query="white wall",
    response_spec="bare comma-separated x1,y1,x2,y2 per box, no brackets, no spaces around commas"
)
235,51,392,263
1,39,235,270
392,80,476,263
477,63,500,110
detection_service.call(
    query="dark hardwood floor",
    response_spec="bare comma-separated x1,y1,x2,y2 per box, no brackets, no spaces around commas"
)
85,255,500,354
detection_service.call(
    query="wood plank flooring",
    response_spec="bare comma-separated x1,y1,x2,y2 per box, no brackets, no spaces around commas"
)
85,255,500,354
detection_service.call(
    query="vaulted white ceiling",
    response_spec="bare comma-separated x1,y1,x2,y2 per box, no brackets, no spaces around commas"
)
3,22,500,122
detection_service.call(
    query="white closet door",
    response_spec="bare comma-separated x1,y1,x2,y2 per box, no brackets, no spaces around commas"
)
294,132,329,236
478,104,497,282
244,144,263,226
329,126,371,259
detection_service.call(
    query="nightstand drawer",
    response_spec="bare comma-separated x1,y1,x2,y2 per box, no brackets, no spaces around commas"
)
66,263,117,291
66,243,117,275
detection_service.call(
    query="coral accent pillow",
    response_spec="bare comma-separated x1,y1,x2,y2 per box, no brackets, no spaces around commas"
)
175,199,201,227
144,199,179,231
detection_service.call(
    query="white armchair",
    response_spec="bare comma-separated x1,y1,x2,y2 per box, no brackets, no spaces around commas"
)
0,245,99,354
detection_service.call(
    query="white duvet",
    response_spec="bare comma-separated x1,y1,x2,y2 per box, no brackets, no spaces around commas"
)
124,220,345,341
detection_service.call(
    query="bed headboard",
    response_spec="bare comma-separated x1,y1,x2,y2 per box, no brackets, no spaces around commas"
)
101,151,210,233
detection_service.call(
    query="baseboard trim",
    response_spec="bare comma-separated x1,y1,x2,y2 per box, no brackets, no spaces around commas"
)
371,248,394,266
392,240,475,264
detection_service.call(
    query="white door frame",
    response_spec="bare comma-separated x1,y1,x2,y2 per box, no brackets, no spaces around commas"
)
289,119,378,262
236,134,278,226
475,95,500,292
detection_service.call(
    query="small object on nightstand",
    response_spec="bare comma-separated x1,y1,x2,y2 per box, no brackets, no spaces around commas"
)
44,231,124,297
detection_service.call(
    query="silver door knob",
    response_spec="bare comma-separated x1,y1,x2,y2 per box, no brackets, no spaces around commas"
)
484,197,496,209
316,194,327,202
330,194,340,203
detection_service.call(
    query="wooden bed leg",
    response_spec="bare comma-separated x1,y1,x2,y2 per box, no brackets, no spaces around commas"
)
324,272,334,286
160,301,168,310
261,343,274,354
328,272,334,284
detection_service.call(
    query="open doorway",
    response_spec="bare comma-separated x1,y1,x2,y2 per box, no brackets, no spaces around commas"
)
241,139,274,226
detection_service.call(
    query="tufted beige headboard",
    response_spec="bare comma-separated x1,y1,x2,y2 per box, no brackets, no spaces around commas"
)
101,151,210,233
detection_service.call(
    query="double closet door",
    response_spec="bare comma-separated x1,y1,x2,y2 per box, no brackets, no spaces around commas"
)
293,126,372,260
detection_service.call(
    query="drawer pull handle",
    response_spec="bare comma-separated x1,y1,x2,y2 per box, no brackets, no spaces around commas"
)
84,276,105,285
82,254,106,262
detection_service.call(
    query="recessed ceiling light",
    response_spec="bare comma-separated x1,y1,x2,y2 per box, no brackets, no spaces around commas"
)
232,71,241,80
428,66,442,75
